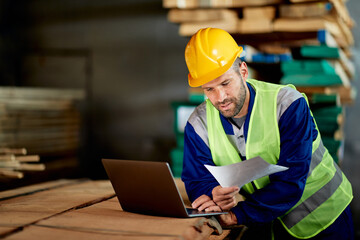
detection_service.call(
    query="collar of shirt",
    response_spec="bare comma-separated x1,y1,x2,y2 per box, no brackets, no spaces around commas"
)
219,82,255,143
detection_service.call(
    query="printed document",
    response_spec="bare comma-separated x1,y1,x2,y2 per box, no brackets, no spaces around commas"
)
204,156,289,188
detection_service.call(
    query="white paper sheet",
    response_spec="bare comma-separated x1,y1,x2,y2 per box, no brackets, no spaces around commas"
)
204,156,289,188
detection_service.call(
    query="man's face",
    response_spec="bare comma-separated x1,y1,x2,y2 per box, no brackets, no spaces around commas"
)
201,67,247,118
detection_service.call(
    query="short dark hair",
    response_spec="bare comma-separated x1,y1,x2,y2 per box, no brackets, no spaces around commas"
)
231,57,242,75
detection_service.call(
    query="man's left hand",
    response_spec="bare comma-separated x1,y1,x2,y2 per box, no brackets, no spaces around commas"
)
191,194,222,212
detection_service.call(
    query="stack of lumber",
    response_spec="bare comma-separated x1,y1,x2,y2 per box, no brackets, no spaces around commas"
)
164,0,356,166
0,148,44,179
165,0,355,103
0,87,84,155
0,87,85,183
164,0,354,42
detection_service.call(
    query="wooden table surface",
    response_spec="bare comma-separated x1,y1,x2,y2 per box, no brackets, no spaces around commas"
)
0,179,245,240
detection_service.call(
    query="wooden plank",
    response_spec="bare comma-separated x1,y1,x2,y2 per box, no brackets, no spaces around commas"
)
323,15,353,46
273,17,340,33
163,0,283,9
22,197,220,240
0,145,79,157
257,44,291,55
332,61,351,86
0,180,115,237
1,142,79,156
0,163,45,171
0,99,75,111
162,0,198,9
0,109,80,118
243,6,276,19
0,87,85,101
0,148,26,155
179,10,238,36
0,179,81,201
0,140,79,154
3,223,232,240
279,2,334,18
0,124,80,132
0,127,80,141
0,147,43,179
167,9,233,23
338,48,355,79
3,225,180,240
238,19,273,34
0,170,23,179
0,137,79,148
329,0,354,27
213,0,283,8
0,117,80,130
0,155,40,162
289,0,324,3
273,17,350,48
296,86,355,105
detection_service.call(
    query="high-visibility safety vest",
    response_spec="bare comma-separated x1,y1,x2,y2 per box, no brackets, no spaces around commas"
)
206,79,353,239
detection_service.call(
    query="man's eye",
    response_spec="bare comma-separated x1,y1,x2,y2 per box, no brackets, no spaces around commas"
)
206,88,213,92
222,82,229,86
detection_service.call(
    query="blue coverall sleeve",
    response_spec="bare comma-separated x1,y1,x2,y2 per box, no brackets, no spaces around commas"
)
181,123,219,202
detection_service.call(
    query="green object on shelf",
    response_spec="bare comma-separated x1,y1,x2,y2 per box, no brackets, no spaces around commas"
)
300,45,340,59
170,148,184,178
311,94,338,104
322,137,341,156
331,154,339,164
176,133,185,148
281,60,336,75
171,148,183,165
312,106,342,117
314,115,340,125
317,122,339,135
171,102,197,135
281,73,342,86
189,93,206,103
313,106,343,136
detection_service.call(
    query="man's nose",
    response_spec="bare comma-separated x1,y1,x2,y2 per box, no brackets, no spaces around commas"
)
216,88,227,102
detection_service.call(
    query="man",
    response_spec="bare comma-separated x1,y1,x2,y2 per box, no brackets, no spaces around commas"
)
181,28,354,239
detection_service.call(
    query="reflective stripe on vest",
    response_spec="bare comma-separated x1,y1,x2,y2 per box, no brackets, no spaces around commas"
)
279,138,352,238
282,148,342,229
206,79,353,238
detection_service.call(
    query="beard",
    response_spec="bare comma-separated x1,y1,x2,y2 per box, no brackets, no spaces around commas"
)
214,78,246,118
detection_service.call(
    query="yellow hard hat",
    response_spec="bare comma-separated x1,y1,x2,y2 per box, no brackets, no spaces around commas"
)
185,28,243,87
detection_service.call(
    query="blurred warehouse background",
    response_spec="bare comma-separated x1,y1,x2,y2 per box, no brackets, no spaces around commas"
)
0,0,359,237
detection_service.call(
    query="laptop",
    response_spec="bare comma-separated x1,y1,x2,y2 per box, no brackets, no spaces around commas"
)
102,159,227,218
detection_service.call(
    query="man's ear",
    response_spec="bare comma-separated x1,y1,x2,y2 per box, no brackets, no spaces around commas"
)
240,61,248,80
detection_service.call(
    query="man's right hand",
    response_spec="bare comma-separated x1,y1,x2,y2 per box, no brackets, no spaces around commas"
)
191,194,222,212
192,186,244,212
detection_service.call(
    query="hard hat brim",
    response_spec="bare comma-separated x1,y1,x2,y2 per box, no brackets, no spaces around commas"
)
188,46,243,87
